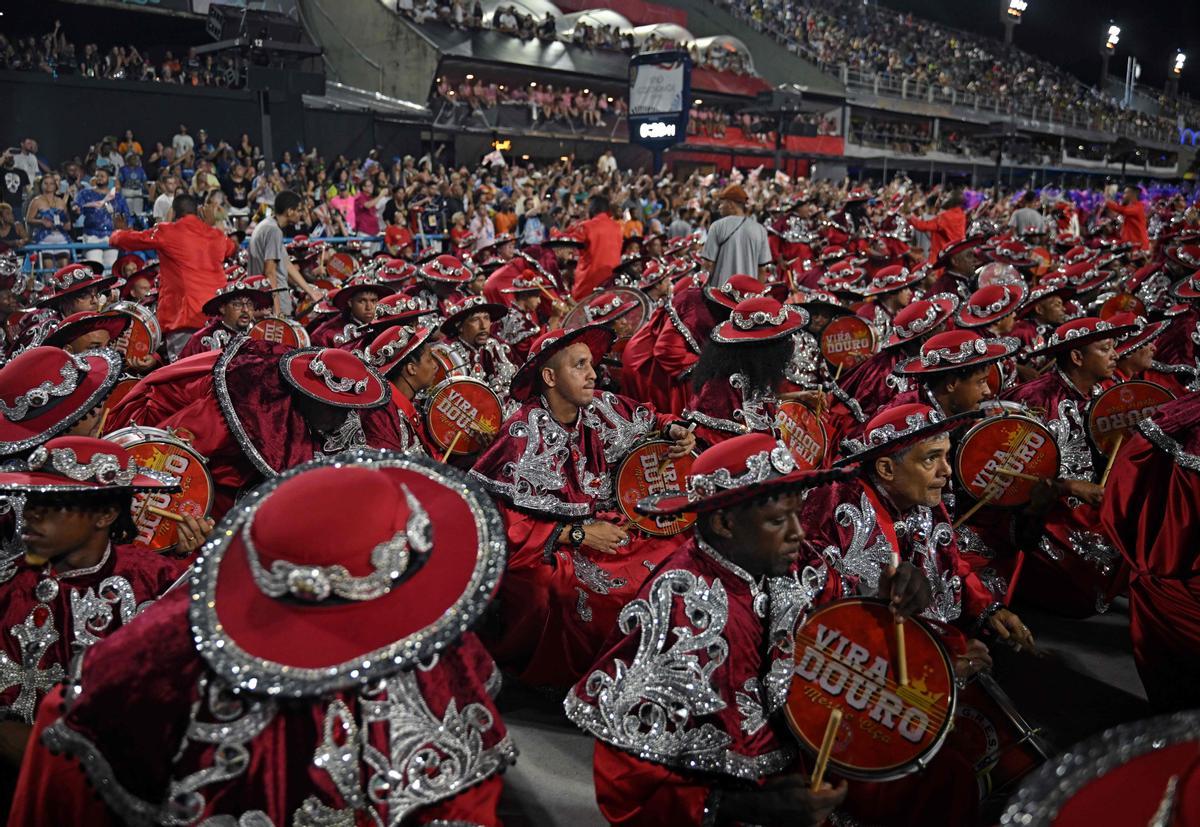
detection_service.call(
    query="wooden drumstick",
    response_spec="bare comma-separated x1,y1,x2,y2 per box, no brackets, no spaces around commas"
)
146,505,185,523
952,488,998,530
993,467,1043,483
809,707,843,792
891,550,909,687
1100,432,1124,486
96,406,110,437
833,361,845,384
441,431,463,463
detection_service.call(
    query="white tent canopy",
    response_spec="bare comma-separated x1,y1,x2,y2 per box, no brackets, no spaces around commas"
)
630,23,694,45
554,9,634,37
690,34,755,74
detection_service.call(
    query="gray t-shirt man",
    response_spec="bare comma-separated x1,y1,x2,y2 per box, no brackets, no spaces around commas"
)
702,213,772,287
1008,207,1045,235
249,216,292,314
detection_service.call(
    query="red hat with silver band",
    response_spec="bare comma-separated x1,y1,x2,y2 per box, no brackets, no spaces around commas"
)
419,254,472,285
330,278,397,312
792,288,853,317
1107,312,1170,358
836,403,982,468
0,347,123,456
934,234,987,269
863,265,923,297
710,296,807,344
895,330,1020,376
1020,277,1073,313
955,282,1028,328
1170,272,1200,301
637,433,851,516
201,278,278,316
43,310,130,350
1029,317,1137,357
882,294,960,349
1164,244,1200,272
439,294,507,336
364,324,436,377
583,291,640,326
509,325,615,402
36,262,115,308
188,450,506,696
278,347,389,409
702,274,769,310
0,435,177,493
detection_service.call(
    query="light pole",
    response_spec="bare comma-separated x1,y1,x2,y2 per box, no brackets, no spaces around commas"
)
1100,23,1120,88
1167,51,1186,98
1000,0,1027,45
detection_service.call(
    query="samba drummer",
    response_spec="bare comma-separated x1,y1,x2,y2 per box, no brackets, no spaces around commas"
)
856,264,922,343
889,331,1019,419
469,326,696,688
8,263,115,357
309,276,395,348
955,282,1028,391
177,277,275,360
566,433,962,827
615,259,673,312
577,289,644,395
363,323,440,455
406,254,474,318
434,294,518,403
496,274,560,363
784,289,853,391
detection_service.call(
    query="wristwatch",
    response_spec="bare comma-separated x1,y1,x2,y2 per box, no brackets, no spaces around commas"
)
568,523,586,548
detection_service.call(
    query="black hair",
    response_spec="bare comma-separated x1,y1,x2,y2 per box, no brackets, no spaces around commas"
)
588,195,610,218
691,336,794,396
925,363,989,393
24,490,138,544
172,193,198,216
385,342,429,382
274,189,302,215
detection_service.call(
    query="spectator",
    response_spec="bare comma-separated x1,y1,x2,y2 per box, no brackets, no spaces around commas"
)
249,190,323,316
110,192,237,359
908,189,967,262
1105,186,1149,251
701,184,771,287
75,167,130,270
152,174,179,223
353,177,386,242
1008,192,1046,235
0,203,28,252
0,150,29,215
573,195,623,299
494,200,518,236
25,174,71,265
118,152,148,216
10,138,45,182
172,123,194,162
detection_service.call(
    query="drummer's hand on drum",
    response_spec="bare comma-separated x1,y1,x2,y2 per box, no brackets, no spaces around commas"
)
878,562,931,619
1054,478,1105,506
720,772,848,827
581,521,630,554
954,638,993,681
127,354,157,373
988,608,1036,652
176,515,216,556
665,423,696,458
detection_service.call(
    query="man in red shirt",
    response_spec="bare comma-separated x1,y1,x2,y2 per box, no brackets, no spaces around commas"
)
909,189,967,263
572,196,622,300
110,193,236,360
1104,185,1149,250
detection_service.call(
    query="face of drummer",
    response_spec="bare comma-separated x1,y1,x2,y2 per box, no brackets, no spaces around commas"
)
66,329,111,354
220,296,256,331
704,491,806,579
61,287,101,315
807,309,833,336
1118,341,1155,375
1035,295,1066,325
874,434,952,511
513,291,542,314
1069,338,1117,382
542,342,597,408
404,344,440,391
22,495,118,564
611,313,635,339
939,365,993,415
127,277,153,301
646,277,671,302
989,312,1017,335
459,311,493,348
347,291,380,325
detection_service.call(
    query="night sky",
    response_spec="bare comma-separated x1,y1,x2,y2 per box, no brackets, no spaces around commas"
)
878,0,1200,102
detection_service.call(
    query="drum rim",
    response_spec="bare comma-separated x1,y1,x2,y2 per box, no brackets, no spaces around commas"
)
783,596,958,782
105,424,217,540
1000,710,1200,826
109,299,163,349
251,316,312,347
1084,379,1174,452
953,413,1059,507
612,438,698,536
423,375,504,453
819,315,878,367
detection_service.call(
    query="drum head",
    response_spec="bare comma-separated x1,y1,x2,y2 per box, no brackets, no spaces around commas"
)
109,301,162,360
326,252,358,281
614,440,697,536
106,426,215,552
424,377,504,456
784,598,956,781
430,344,468,385
250,317,311,348
954,415,1059,507
820,316,877,370
776,401,827,470
1086,380,1175,455
1099,293,1146,320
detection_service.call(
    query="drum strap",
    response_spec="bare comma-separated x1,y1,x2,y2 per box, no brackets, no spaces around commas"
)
862,483,901,565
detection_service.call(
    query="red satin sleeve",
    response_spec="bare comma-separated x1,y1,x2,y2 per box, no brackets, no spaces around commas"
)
652,326,699,380
414,775,504,826
9,686,118,827
593,741,711,826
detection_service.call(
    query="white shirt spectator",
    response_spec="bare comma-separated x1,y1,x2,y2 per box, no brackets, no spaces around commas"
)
173,130,195,159
11,150,39,182
597,151,617,176
153,192,174,223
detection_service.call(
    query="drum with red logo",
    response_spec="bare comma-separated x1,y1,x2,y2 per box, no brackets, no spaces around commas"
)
324,252,358,281
106,425,214,553
1099,293,1146,320
820,316,877,370
954,414,1060,507
955,673,1049,798
429,342,470,385
249,316,311,348
108,300,162,361
784,597,957,780
775,401,827,470
423,377,504,456
613,440,697,537
1086,380,1175,455
98,378,139,434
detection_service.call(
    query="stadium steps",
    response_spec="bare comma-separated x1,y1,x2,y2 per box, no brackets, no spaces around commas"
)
651,0,844,96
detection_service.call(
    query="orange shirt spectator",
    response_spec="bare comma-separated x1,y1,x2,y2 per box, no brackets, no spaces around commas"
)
623,218,644,238
572,199,623,300
494,205,518,236
1105,190,1149,250
909,204,966,263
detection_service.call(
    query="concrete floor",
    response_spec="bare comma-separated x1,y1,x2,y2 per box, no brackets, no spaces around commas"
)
494,598,1150,826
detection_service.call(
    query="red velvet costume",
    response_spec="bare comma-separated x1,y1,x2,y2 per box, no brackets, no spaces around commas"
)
308,311,360,347
1101,393,1200,710
492,307,542,363
469,392,683,686
106,338,407,520
1154,306,1200,368
649,287,719,415
11,589,514,826
176,318,241,360
683,374,779,447
0,545,177,726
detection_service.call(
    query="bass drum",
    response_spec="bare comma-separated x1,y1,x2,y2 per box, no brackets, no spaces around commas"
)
108,300,162,361
250,316,311,349
955,673,1049,798
784,598,957,781
105,425,215,553
423,377,504,457
954,414,1060,507
429,341,470,386
613,440,697,537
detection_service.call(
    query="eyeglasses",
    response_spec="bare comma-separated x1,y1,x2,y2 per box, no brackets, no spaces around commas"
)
225,298,257,310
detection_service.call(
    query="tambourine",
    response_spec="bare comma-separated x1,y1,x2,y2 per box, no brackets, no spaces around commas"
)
423,377,503,456
1085,380,1175,455
820,316,877,370
775,401,827,470
249,316,311,348
108,300,162,361
784,597,957,781
106,425,214,553
954,414,1060,507
613,440,697,537
956,672,1049,797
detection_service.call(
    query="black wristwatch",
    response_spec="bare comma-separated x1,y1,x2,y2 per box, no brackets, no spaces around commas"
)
568,523,586,548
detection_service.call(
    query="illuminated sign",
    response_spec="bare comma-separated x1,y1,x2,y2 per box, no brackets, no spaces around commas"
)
492,139,512,151
639,122,677,139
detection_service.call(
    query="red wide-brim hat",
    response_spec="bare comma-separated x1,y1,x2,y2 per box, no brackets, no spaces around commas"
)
509,325,615,401
934,234,987,268
278,347,388,409
1029,317,1138,357
440,301,508,336
36,273,118,308
367,324,436,377
42,311,130,349
863,266,923,297
0,348,123,456
1114,318,1170,357
711,300,807,344
955,283,1028,328
331,281,396,312
896,336,1021,376
0,435,178,493
835,408,983,468
189,452,506,696
882,294,959,349
201,284,276,317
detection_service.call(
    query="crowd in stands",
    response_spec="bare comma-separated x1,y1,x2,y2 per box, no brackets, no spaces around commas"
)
1,20,243,87
434,75,628,128
688,108,839,141
716,0,1198,143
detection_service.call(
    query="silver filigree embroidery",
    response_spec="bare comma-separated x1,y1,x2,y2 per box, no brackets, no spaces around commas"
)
735,678,766,735
581,392,656,464
69,576,144,649
572,551,629,595
729,373,776,433
318,410,368,456
0,354,86,422
0,604,66,723
200,326,235,352
820,493,896,594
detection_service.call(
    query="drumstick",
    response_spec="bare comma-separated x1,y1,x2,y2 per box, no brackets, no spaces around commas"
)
656,423,697,476
441,431,463,463
833,361,845,384
993,467,1043,483
146,505,185,523
891,550,909,687
809,707,843,792
952,489,997,530
96,406,110,437
1099,432,1124,486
